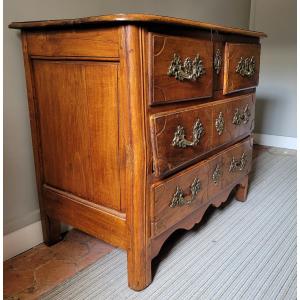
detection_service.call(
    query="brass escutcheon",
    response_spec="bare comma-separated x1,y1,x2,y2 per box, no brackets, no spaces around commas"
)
168,53,205,81
172,119,204,148
169,177,201,208
236,56,255,77
215,111,225,136
229,152,248,172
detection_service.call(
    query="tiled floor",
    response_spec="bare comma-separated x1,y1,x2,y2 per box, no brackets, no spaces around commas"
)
3,229,114,299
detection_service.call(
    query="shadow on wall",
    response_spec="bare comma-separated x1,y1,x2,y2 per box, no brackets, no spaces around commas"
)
255,96,269,134
254,85,295,137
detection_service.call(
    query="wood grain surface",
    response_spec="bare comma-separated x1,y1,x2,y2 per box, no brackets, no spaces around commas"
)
150,93,255,177
33,60,121,210
224,43,261,94
9,13,267,38
152,34,213,104
151,137,253,237
26,28,119,57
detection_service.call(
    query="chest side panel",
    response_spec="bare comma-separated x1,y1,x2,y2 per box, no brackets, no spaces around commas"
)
32,60,121,210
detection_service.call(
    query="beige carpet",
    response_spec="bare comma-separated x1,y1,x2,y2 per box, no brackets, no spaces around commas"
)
42,148,297,300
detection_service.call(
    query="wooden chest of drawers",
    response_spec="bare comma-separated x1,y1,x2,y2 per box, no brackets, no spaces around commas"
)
10,14,266,291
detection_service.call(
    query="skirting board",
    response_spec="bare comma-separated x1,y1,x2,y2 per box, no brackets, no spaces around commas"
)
3,221,43,261
254,133,297,150
4,221,72,261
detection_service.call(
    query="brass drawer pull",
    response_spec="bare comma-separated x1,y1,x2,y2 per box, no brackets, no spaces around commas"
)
229,152,247,172
172,119,204,148
215,112,225,135
214,49,222,75
212,164,222,184
236,56,255,78
232,104,251,125
168,53,205,81
169,178,201,208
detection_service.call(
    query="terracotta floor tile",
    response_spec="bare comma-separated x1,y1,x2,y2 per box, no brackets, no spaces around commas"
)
6,244,54,273
51,240,89,263
4,269,34,296
3,229,114,300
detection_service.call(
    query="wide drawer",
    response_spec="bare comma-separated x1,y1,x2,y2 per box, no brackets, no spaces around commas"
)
223,43,261,94
151,34,213,104
151,137,253,237
150,93,255,177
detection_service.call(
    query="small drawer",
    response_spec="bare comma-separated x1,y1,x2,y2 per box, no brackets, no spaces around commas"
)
151,34,213,104
151,158,208,237
150,104,213,177
212,94,255,147
223,43,261,94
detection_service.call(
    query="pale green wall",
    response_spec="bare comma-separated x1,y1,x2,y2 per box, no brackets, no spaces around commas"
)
250,0,297,137
4,0,251,234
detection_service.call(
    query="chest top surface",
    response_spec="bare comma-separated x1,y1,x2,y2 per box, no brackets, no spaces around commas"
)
9,13,267,38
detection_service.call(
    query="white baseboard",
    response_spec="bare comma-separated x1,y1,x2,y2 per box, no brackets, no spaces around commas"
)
3,221,43,261
254,133,297,150
4,209,41,235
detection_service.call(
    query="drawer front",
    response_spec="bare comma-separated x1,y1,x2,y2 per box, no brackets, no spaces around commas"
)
212,94,255,147
151,159,209,237
151,93,255,177
151,34,213,104
208,138,252,199
151,137,253,237
223,43,260,94
151,105,213,177
222,138,253,187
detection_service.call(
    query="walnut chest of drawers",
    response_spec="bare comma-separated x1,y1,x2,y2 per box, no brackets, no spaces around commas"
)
10,14,266,291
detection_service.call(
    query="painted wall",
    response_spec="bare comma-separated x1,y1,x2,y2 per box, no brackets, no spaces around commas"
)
250,0,297,138
4,0,251,234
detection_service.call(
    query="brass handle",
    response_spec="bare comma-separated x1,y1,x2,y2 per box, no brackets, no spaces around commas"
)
232,104,251,125
229,152,247,173
168,53,205,81
215,112,225,135
212,164,222,184
169,178,201,208
172,119,204,148
236,56,255,77
214,49,222,75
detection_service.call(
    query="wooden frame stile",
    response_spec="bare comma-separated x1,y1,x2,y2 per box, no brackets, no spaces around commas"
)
21,32,62,245
121,25,152,291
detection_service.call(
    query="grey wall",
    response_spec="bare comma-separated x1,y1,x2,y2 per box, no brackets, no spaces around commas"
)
250,0,297,137
4,0,251,234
